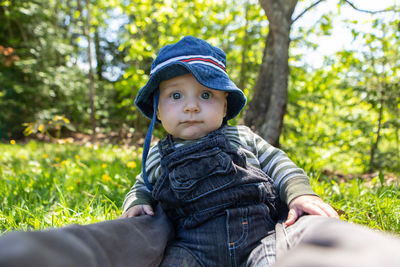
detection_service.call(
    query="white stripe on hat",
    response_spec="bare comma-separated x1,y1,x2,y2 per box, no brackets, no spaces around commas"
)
186,61,229,76
150,55,226,75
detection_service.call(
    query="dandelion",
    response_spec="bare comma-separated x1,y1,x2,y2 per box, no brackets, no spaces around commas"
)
55,157,61,162
42,153,48,158
60,160,67,167
102,174,111,183
74,155,80,160
10,140,16,145
76,180,81,186
85,143,93,149
38,124,45,132
102,163,107,169
127,161,137,168
53,115,62,121
19,155,27,160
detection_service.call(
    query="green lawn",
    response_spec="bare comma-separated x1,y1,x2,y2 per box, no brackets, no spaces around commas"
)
0,140,141,233
1,140,399,234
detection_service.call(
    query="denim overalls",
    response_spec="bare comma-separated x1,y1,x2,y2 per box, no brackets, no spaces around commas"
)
153,126,279,267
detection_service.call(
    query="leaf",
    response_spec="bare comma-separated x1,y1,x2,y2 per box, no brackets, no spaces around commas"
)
74,10,81,19
378,171,385,187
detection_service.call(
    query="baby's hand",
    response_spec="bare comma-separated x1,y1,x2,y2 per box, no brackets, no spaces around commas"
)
120,205,154,218
284,195,339,226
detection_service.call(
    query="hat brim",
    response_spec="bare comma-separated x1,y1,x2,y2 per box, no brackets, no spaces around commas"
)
135,62,246,121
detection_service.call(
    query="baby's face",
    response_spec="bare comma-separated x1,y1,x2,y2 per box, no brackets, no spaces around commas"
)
157,73,227,140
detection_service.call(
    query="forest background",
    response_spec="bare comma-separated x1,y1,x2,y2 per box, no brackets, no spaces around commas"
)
1,0,400,233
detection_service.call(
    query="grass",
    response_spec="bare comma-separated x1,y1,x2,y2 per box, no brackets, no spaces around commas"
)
0,140,142,233
313,176,400,233
1,140,399,235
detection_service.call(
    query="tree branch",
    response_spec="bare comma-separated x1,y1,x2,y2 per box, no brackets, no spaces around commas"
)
292,0,399,24
343,0,396,14
292,0,325,24
342,0,399,14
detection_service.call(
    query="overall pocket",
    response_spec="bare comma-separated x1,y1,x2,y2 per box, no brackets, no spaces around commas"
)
168,147,236,201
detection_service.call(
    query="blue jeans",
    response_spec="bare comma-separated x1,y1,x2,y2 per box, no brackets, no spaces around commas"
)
153,126,280,266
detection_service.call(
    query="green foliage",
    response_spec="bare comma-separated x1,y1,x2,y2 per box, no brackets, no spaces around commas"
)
0,0,126,139
0,141,141,233
0,0,86,138
23,115,76,139
1,0,399,176
283,17,400,174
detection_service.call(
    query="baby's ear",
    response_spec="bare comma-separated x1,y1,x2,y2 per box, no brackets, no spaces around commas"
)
156,108,160,121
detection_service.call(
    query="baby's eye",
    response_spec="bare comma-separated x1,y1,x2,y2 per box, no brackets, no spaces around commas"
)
171,92,181,100
201,91,212,99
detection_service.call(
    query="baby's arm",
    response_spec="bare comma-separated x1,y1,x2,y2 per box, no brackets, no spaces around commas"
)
284,195,339,226
120,145,161,218
120,204,154,218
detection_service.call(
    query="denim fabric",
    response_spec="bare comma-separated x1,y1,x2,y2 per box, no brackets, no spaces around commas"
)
153,127,279,267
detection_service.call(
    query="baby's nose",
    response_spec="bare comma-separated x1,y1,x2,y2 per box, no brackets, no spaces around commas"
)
184,99,200,112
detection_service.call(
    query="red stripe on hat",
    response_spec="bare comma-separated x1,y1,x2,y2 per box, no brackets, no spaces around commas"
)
180,58,226,72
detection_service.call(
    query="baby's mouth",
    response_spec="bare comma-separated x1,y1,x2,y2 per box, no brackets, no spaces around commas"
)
181,120,201,125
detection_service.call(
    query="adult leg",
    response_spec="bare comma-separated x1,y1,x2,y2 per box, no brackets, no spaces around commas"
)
0,204,174,267
273,215,400,267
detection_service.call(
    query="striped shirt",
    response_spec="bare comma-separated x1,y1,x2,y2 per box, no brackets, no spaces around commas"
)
122,125,316,212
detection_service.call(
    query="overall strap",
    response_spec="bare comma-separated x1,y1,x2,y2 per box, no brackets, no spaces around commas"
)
157,134,176,158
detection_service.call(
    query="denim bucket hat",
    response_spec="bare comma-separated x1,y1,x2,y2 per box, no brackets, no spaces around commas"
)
135,36,247,191
135,36,247,121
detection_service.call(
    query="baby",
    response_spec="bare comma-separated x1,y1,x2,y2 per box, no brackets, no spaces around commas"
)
121,36,338,266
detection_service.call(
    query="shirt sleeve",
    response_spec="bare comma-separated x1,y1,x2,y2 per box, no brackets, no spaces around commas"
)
122,144,161,213
246,127,317,205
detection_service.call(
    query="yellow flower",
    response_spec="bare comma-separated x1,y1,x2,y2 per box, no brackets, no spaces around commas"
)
63,117,70,124
102,163,107,169
38,124,45,132
55,157,61,162
42,153,48,158
60,160,67,166
127,161,137,168
74,155,80,160
10,140,16,145
53,115,62,121
101,174,111,183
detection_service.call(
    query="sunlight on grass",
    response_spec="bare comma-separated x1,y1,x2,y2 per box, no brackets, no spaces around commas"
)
0,141,140,234
311,173,400,234
1,141,399,235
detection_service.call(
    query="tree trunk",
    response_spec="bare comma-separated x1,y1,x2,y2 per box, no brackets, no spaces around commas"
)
244,0,297,147
369,99,383,171
94,27,104,81
80,0,97,139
